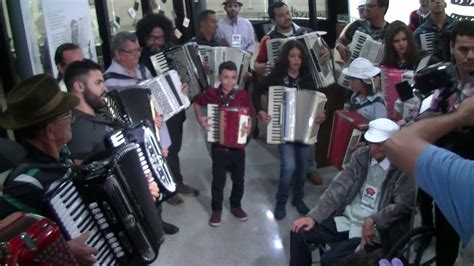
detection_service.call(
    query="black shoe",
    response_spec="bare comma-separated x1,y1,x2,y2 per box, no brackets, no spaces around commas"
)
162,221,179,235
292,200,310,215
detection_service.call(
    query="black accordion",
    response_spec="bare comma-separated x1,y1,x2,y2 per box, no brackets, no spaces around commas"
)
45,143,164,265
150,43,208,99
105,87,154,127
105,122,176,202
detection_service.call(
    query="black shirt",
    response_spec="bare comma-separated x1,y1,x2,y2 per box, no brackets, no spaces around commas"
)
68,109,120,160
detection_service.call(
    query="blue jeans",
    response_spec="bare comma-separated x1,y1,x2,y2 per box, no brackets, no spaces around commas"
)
276,143,310,204
307,144,317,173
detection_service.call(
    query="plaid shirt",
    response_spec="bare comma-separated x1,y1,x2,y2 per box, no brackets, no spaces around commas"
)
431,79,474,112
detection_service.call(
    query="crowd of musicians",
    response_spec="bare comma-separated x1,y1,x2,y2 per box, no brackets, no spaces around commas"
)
0,0,473,264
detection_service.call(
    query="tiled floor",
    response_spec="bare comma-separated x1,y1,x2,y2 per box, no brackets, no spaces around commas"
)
153,109,339,266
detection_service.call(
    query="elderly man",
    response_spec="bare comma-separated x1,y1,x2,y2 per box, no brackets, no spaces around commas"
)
104,32,152,86
216,0,256,54
54,43,84,91
0,74,97,264
136,14,200,205
289,118,415,266
335,0,390,63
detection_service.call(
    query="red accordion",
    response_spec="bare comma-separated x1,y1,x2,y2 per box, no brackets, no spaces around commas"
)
328,111,368,169
207,104,250,148
0,212,77,265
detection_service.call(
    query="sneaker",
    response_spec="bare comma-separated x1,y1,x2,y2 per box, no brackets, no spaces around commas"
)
274,203,286,220
162,221,179,235
177,184,200,197
292,200,310,215
209,211,222,227
230,208,248,221
166,194,184,206
307,171,324,185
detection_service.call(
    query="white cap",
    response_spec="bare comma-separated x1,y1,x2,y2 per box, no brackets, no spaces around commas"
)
364,118,400,143
358,0,366,8
342,58,380,80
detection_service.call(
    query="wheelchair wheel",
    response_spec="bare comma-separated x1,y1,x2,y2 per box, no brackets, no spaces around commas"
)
386,226,436,266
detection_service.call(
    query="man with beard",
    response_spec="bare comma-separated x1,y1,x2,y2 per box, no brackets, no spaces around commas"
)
216,0,256,54
335,0,390,63
65,59,178,235
136,14,200,206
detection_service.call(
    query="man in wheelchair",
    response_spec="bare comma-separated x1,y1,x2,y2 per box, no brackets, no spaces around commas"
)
289,118,416,266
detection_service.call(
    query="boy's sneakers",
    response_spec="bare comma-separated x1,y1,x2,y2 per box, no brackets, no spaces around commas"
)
274,203,286,220
166,194,184,206
231,208,248,221
307,171,324,185
209,211,222,227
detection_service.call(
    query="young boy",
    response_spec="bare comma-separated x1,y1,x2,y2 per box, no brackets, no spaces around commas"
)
193,61,252,227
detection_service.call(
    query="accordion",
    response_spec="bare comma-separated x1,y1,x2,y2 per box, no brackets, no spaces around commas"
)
105,86,154,126
267,86,327,145
327,110,368,169
419,32,435,54
207,104,250,149
45,143,164,265
106,122,176,202
150,43,208,99
338,31,385,89
267,32,335,89
380,66,415,119
197,46,251,90
0,212,77,265
139,70,191,121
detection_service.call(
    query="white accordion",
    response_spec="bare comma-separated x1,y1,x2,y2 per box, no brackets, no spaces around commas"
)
149,43,208,99
139,70,190,121
266,86,327,145
266,32,335,89
197,46,251,90
338,30,385,89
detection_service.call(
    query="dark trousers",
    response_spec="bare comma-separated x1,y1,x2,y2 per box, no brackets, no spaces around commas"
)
210,146,245,211
166,111,185,185
290,218,360,266
418,188,460,265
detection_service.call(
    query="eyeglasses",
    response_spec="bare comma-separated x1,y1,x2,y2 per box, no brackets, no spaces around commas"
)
148,34,165,42
52,110,74,123
120,48,142,55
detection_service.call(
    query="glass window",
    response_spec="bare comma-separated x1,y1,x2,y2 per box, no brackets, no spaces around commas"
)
106,0,144,34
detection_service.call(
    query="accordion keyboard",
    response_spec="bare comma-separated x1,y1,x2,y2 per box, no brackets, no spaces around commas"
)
267,86,284,144
350,31,368,62
207,104,220,143
49,180,121,265
420,32,435,53
150,52,170,74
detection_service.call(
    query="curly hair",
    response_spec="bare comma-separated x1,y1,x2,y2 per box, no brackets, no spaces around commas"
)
381,20,420,69
136,13,174,47
274,40,309,75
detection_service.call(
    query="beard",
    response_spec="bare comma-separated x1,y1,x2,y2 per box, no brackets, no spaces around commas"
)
84,87,105,111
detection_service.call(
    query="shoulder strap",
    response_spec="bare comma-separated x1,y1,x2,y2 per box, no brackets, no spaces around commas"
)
103,72,134,81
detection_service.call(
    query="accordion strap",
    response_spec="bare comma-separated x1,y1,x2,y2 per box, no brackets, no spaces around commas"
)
103,66,147,83
352,95,386,110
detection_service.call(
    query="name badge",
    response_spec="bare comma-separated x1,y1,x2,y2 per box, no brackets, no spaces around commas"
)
361,184,379,211
232,34,242,48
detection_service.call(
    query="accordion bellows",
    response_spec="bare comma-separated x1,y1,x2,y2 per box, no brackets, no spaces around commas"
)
267,86,327,145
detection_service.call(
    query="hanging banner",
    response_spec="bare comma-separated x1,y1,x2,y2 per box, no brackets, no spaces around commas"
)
41,0,97,78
